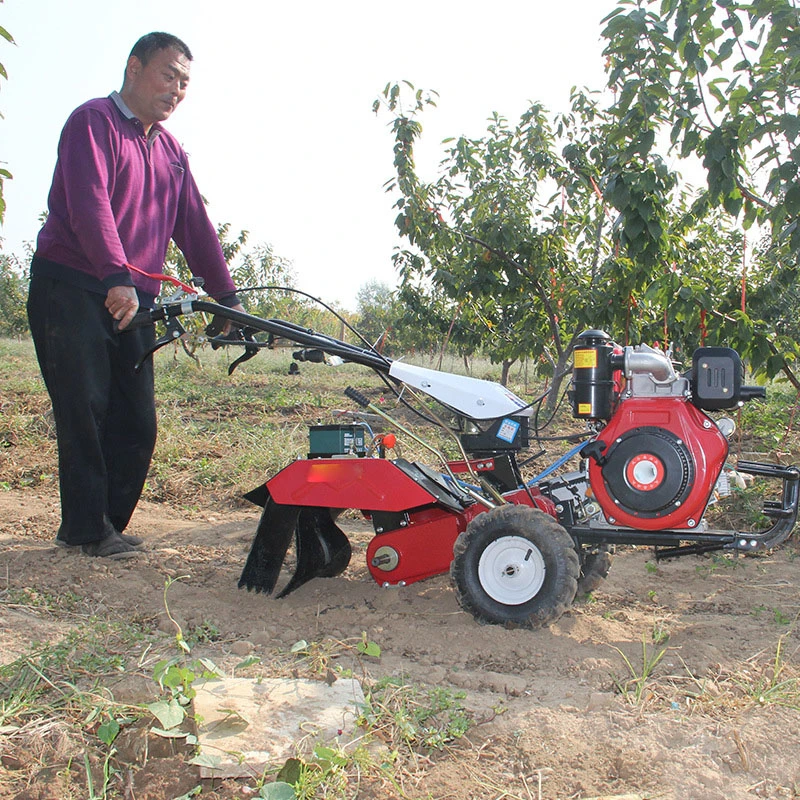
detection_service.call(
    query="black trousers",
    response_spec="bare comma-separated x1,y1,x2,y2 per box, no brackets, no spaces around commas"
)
27,276,157,545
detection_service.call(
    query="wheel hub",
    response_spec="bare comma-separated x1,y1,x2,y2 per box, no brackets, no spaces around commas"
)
478,535,546,604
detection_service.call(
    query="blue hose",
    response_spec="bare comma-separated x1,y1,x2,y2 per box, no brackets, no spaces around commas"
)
526,441,587,486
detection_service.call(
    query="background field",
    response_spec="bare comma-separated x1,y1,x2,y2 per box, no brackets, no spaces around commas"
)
2,336,800,800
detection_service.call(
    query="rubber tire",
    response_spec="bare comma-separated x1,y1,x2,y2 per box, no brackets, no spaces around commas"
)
450,504,580,629
577,545,613,595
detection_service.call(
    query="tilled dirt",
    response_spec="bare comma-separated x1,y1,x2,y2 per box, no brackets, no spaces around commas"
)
2,488,800,799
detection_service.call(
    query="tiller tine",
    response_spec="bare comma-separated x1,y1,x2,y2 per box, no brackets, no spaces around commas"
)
239,488,352,598
238,494,301,594
278,508,352,598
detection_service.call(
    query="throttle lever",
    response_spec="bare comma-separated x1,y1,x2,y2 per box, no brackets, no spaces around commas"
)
204,316,227,338
207,327,260,375
134,317,187,373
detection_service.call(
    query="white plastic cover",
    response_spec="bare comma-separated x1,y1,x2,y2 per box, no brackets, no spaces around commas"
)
388,361,533,420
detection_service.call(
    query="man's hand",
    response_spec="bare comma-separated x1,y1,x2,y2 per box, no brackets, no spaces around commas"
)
214,303,246,336
105,285,140,330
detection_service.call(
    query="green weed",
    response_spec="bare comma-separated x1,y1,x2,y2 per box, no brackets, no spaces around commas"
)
357,676,471,752
695,552,745,578
285,633,381,680
729,635,800,709
0,617,152,734
147,577,221,736
651,617,670,645
611,632,668,705
2,586,84,614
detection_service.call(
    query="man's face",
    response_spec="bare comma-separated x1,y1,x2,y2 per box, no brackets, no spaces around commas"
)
122,46,191,131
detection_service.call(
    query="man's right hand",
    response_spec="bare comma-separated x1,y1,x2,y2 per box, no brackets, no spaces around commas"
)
105,285,140,330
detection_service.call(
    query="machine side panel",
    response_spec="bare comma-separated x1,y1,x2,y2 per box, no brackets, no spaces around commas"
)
267,458,439,511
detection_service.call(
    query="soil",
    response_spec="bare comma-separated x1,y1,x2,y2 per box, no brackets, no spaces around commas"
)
2,488,800,799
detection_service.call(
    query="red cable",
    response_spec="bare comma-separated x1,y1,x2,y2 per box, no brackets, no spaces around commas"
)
124,262,197,295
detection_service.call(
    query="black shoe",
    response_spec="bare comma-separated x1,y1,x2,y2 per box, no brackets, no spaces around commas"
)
80,530,139,560
55,531,145,550
118,532,144,548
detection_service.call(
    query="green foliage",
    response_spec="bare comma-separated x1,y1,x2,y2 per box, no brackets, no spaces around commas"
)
148,577,221,735
0,9,14,223
165,222,353,342
0,252,28,336
376,79,768,400
378,84,596,393
165,223,303,317
354,279,398,352
271,747,350,799
730,634,800,708
374,3,800,393
601,0,800,385
0,616,150,731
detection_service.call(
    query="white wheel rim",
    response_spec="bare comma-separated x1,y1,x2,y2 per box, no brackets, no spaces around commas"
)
478,535,546,605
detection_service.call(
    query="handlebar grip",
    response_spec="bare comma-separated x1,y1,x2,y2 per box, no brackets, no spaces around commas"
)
345,386,370,408
114,308,162,333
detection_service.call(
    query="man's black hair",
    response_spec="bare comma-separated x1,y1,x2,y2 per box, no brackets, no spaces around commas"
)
129,32,193,65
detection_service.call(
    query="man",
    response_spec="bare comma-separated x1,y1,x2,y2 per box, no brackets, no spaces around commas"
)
27,32,244,559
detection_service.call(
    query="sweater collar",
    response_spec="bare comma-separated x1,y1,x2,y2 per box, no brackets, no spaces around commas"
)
109,91,163,141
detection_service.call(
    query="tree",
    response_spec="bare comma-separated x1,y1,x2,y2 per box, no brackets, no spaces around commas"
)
0,8,15,224
354,279,397,353
376,82,747,400
378,85,585,394
0,251,28,336
166,223,308,320
377,0,800,398
600,0,800,383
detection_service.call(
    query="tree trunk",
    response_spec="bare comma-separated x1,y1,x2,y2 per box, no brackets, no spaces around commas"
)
500,358,517,387
544,351,572,416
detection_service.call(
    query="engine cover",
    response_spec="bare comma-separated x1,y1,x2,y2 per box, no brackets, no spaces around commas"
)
588,397,728,530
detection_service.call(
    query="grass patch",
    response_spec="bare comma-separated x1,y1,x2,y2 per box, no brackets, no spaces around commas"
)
358,676,471,752
0,336,546,502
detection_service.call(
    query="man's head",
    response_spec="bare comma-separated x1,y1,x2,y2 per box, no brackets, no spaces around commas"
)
120,32,193,132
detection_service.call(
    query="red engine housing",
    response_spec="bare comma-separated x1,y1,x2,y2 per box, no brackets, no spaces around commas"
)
588,397,728,530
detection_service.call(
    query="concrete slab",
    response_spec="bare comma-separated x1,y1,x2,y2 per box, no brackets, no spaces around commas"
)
192,677,366,779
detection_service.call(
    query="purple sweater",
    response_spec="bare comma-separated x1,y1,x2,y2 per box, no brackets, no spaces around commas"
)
34,93,238,305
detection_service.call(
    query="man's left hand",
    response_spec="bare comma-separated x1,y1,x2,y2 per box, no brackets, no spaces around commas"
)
217,303,246,336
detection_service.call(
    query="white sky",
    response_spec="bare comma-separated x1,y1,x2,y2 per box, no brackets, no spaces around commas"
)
1,0,610,309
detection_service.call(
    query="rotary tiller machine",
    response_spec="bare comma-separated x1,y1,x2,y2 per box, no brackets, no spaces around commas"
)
129,298,800,629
